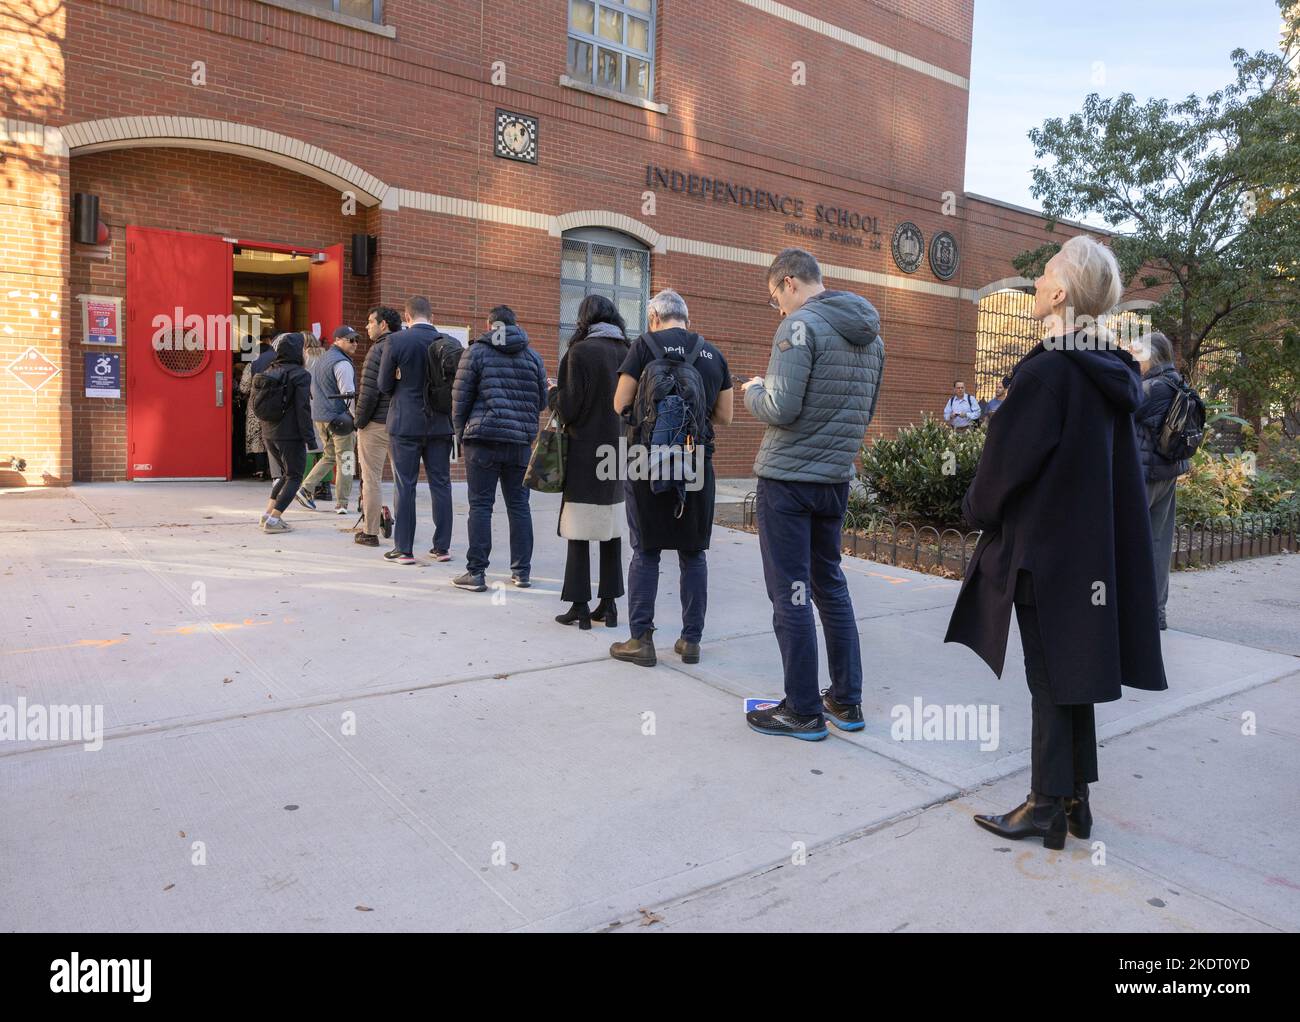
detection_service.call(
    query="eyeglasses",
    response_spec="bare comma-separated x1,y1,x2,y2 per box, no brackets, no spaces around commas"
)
768,279,785,311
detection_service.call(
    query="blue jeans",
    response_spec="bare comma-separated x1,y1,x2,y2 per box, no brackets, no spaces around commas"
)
390,434,452,556
756,477,862,716
464,441,533,578
624,477,707,643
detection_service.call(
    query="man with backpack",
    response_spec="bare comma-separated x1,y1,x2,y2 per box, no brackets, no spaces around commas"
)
610,289,733,667
378,296,462,565
251,332,314,533
1134,331,1200,630
742,248,884,741
450,305,549,592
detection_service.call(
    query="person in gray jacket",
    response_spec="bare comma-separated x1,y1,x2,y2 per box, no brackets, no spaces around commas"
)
741,248,885,741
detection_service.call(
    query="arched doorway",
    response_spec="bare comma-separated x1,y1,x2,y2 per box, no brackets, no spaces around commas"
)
66,135,379,481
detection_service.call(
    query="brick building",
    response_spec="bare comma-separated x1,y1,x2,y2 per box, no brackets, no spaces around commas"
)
2,0,1108,486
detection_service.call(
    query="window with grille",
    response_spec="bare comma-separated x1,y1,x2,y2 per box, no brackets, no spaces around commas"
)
566,0,655,101
974,288,1037,400
560,229,649,352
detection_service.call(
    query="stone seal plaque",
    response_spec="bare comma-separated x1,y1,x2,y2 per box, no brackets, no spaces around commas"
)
891,221,924,274
929,230,960,280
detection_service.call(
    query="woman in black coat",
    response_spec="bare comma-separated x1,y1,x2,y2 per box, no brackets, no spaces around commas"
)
944,234,1167,848
552,295,630,630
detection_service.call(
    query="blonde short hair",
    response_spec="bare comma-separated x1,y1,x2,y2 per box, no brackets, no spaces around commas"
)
1053,235,1122,319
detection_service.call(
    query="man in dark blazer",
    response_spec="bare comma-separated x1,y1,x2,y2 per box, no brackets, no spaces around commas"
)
378,295,461,565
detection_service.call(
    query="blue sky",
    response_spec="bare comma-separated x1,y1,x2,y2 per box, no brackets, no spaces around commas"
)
965,0,1286,219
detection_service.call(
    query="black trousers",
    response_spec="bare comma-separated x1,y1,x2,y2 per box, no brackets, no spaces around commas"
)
1015,577,1099,797
561,538,624,603
264,439,306,514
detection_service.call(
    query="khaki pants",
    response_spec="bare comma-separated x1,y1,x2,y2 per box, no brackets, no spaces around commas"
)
357,420,390,536
301,420,355,506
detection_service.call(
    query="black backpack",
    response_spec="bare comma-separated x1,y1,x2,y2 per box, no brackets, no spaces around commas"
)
630,334,711,509
1156,375,1206,462
630,333,710,448
252,367,293,424
423,334,462,416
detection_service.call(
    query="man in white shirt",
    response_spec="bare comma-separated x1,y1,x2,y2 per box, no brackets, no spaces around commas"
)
943,379,981,431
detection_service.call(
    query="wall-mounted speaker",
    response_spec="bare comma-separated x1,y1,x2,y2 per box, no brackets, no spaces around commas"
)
73,193,100,245
352,233,376,277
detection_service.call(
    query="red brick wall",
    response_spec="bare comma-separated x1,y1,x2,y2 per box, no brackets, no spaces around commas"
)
5,0,1131,484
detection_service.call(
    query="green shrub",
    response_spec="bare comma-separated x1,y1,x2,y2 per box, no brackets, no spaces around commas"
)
857,416,985,525
1176,429,1296,524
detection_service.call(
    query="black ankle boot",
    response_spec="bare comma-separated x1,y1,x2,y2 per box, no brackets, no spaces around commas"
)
555,602,592,630
590,599,618,628
1066,783,1092,839
973,791,1068,849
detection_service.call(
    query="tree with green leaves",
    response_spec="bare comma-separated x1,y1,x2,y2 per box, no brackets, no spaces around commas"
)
1013,0,1300,420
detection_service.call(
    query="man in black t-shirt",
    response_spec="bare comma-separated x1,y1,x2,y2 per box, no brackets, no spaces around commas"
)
610,288,733,668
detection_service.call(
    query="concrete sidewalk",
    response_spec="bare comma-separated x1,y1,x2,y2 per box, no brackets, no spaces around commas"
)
1,481,1296,932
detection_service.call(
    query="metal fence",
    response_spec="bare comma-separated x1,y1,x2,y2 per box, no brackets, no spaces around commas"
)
1172,512,1298,568
739,494,1298,574
741,495,982,575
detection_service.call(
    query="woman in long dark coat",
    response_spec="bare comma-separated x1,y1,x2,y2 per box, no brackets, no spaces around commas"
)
944,234,1167,849
552,295,630,630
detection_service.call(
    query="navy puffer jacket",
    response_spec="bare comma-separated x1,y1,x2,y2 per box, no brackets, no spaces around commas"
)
452,324,549,446
1135,363,1191,483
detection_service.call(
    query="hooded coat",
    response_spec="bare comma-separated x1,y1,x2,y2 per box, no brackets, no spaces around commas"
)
261,332,315,445
452,323,548,446
1135,363,1192,483
745,290,885,483
943,336,1168,705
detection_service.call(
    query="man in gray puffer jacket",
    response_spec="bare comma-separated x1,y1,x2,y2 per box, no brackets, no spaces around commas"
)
742,248,885,742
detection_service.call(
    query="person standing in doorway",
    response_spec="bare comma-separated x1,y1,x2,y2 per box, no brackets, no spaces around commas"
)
297,325,359,514
609,289,733,667
378,296,460,565
943,380,981,430
1134,331,1192,630
551,295,630,630
353,305,402,547
741,248,885,741
255,332,313,533
450,305,549,592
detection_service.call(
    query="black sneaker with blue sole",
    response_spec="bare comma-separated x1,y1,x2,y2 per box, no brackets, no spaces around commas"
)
821,689,866,731
745,699,828,741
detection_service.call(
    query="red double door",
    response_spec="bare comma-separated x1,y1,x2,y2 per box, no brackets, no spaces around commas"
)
126,227,343,480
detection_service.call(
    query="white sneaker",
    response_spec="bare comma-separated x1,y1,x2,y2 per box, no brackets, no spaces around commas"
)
334,505,349,515
262,516,292,533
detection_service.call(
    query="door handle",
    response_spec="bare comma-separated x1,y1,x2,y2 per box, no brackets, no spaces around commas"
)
215,371,224,408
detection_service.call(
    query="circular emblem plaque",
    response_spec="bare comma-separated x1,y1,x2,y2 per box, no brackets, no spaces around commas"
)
929,230,960,280
891,221,924,274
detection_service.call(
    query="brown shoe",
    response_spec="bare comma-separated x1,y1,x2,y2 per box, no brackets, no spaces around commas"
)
354,532,379,546
610,631,656,667
674,638,700,664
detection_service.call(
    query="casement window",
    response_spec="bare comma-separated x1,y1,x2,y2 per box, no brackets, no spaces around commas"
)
566,0,655,101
